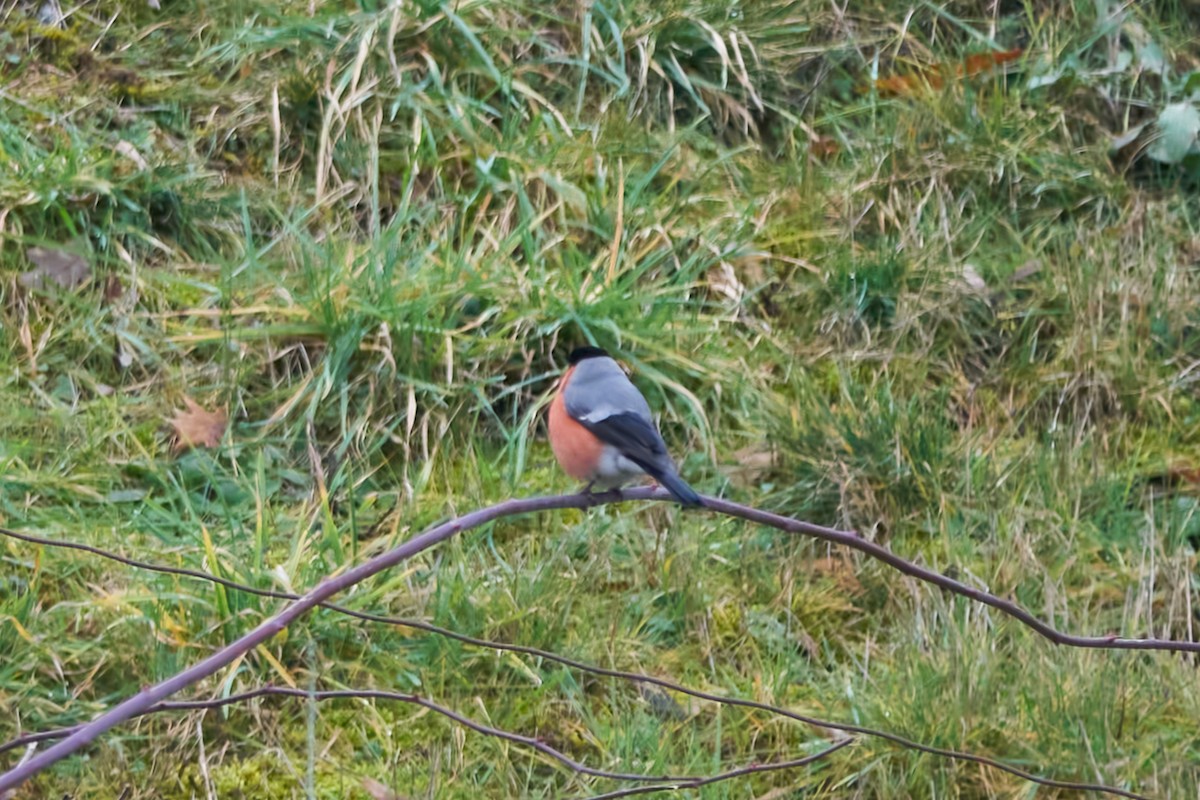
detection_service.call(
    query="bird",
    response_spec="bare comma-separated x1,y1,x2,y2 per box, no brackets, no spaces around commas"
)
548,346,702,507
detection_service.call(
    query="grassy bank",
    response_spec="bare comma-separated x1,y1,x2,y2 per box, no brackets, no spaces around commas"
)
2,0,1199,796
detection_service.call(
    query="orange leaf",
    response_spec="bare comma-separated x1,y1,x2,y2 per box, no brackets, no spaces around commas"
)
960,47,1024,77
169,397,228,453
1165,462,1200,486
873,48,1023,97
875,72,943,96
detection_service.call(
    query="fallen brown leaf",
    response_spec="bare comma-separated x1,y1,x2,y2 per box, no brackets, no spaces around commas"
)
169,397,228,453
102,275,125,305
19,246,92,291
808,134,840,161
1163,461,1200,487
809,556,865,596
873,48,1024,96
961,48,1024,77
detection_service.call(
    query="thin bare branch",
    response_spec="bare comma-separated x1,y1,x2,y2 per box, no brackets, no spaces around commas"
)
3,490,1195,653
0,523,1149,798
583,739,854,799
1,686,850,796
0,487,1174,798
0,732,64,758
697,494,1199,653
175,687,689,783
0,490,621,792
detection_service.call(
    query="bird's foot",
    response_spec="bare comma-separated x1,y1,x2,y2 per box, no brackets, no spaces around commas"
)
578,482,623,506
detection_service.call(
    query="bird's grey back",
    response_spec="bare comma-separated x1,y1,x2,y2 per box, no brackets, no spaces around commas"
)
564,356,652,423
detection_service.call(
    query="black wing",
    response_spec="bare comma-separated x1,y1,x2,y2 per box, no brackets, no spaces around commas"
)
579,412,669,472
580,412,701,506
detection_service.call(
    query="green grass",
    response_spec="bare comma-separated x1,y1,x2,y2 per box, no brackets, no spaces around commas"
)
2,0,1200,796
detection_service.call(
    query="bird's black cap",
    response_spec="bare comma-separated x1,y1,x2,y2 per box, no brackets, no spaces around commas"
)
568,346,609,364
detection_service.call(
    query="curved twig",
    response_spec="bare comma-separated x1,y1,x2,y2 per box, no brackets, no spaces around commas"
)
2,492,1194,653
0,488,1173,797
583,739,854,799
0,522,1151,798
0,686,851,795
0,490,620,792
167,687,685,783
697,495,1196,653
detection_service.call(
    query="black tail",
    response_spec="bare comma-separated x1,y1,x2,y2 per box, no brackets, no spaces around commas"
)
652,468,703,507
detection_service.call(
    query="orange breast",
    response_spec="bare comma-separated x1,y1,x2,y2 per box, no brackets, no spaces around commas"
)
548,366,604,481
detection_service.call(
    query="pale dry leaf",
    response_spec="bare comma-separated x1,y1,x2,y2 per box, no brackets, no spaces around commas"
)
1009,259,1043,283
720,445,775,486
113,337,134,371
361,777,408,800
1110,122,1148,155
115,140,150,171
984,259,1044,306
707,261,746,302
960,264,988,292
19,246,92,291
169,397,228,453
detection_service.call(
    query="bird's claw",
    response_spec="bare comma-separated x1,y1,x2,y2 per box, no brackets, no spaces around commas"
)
578,484,622,505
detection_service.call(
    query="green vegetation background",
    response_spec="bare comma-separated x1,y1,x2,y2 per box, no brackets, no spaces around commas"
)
2,0,1199,796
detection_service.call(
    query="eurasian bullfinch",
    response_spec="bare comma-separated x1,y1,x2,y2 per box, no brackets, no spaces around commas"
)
548,346,702,507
